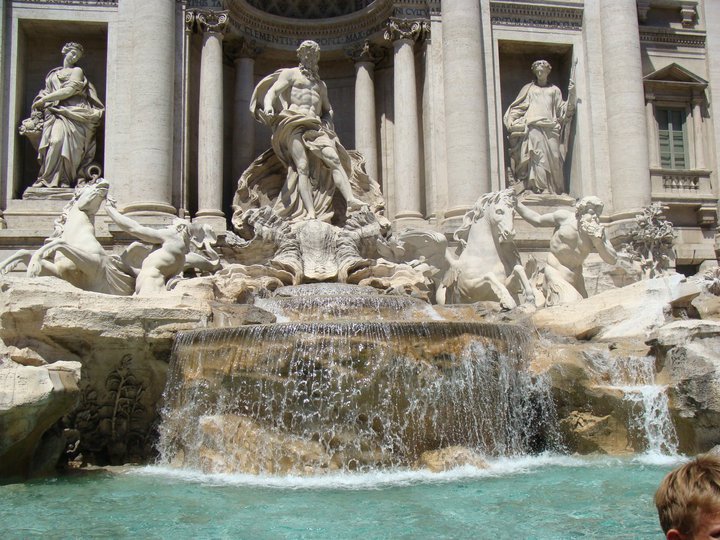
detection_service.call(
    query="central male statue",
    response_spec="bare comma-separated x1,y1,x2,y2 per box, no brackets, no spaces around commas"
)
250,40,366,221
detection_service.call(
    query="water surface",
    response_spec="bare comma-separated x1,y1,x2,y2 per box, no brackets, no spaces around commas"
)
0,454,677,539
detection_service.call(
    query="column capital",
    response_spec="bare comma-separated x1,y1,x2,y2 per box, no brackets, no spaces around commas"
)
225,37,262,62
197,9,229,35
346,40,384,65
383,18,429,44
184,9,196,34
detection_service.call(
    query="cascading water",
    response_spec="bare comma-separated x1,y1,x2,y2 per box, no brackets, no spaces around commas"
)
589,352,678,455
157,285,559,475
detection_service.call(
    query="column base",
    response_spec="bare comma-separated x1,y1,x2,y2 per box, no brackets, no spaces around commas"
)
392,212,428,230
194,210,227,233
122,202,178,226
444,205,473,220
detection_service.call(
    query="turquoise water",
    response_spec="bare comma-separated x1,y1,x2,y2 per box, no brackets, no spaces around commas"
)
0,454,677,539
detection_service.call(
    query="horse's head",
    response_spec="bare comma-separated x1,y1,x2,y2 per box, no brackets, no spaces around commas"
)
484,189,516,244
73,178,109,214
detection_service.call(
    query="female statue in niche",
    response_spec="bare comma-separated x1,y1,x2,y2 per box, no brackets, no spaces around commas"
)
20,42,104,188
503,59,576,195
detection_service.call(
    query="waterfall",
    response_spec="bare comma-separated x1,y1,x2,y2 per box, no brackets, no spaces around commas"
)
590,353,678,455
157,321,558,474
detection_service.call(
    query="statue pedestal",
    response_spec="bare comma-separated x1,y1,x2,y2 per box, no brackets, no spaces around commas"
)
22,187,75,201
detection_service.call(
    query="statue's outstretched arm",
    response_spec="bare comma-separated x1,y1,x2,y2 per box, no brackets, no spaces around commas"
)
106,203,164,245
515,201,557,227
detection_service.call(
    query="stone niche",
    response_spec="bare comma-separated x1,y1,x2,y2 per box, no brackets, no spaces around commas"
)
498,40,574,191
13,20,108,201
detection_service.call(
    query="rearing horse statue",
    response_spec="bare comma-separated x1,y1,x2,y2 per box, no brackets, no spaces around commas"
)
437,189,537,309
0,179,135,295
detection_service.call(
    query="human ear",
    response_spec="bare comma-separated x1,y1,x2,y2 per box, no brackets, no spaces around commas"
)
666,529,687,540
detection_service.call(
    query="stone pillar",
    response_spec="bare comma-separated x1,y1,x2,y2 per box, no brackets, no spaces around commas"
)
600,0,651,215
441,0,490,219
645,93,659,168
180,9,196,218
348,41,383,182
227,39,260,181
123,0,177,218
705,0,720,254
385,19,428,224
692,94,706,170
195,10,228,231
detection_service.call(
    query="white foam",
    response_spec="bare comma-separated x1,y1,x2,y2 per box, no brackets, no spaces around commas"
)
129,453,642,490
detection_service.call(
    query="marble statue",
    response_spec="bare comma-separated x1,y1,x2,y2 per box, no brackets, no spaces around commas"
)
248,39,367,222
0,179,135,295
504,60,576,194
19,42,104,189
515,195,617,306
437,189,536,309
105,202,220,296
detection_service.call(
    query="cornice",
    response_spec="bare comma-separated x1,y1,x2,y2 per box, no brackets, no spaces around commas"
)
639,27,706,49
489,1,583,31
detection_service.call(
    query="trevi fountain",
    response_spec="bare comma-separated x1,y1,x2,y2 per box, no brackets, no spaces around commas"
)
1,0,720,537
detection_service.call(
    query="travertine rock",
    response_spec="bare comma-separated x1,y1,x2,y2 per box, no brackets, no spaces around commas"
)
650,319,720,454
0,357,81,479
415,446,489,472
532,274,700,340
559,411,632,455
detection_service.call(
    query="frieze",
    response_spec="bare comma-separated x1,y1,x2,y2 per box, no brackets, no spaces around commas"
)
226,0,394,51
490,1,583,31
640,27,705,49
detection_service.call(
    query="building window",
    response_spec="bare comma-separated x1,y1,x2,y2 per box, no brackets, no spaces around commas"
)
657,107,688,169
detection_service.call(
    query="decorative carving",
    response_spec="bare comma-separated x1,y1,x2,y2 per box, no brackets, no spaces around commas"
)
184,9,196,33
680,3,698,28
384,18,429,42
438,190,537,309
515,196,618,306
625,203,676,279
226,0,393,51
19,42,104,190
490,1,583,31
64,355,152,464
346,40,384,64
224,37,262,62
637,0,651,22
244,0,375,19
196,9,229,34
504,59,577,195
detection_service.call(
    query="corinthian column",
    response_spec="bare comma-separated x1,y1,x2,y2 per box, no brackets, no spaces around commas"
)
196,10,228,231
122,0,176,218
348,41,383,182
227,38,261,181
441,0,489,219
385,18,428,225
600,0,650,215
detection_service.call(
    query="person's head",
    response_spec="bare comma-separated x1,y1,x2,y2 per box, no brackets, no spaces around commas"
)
531,59,551,82
62,42,84,64
297,40,320,69
575,196,604,220
655,454,720,540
